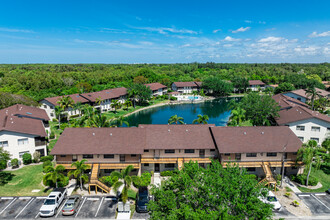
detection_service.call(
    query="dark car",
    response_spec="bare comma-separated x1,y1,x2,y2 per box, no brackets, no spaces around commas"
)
136,187,150,213
326,188,330,194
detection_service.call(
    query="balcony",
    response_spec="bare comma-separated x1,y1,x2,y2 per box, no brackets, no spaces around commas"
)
35,140,46,147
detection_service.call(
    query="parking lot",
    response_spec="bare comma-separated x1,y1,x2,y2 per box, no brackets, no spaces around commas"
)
0,196,118,219
297,193,330,215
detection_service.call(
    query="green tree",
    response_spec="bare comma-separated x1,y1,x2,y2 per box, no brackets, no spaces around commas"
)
148,160,273,219
43,165,66,188
76,82,92,93
133,75,148,84
57,96,75,124
232,76,249,93
0,147,11,170
202,76,233,96
274,82,295,94
305,87,322,110
110,100,122,113
297,140,322,186
68,160,90,190
130,84,152,105
128,89,138,108
110,165,134,203
111,116,129,127
237,93,280,126
168,115,184,124
228,107,246,126
91,114,110,127
123,99,132,111
192,114,209,124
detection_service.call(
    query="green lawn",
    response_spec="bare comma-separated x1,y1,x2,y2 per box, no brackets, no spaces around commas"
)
297,168,330,193
0,164,49,196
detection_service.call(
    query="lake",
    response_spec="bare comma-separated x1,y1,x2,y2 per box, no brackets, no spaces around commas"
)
126,97,239,127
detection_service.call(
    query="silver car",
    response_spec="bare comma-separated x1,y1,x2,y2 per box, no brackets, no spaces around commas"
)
62,195,81,216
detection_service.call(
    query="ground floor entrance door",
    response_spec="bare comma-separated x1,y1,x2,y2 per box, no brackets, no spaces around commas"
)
155,163,160,172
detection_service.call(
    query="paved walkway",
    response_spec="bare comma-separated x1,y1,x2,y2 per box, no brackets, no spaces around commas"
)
284,177,302,193
66,179,76,195
153,173,161,187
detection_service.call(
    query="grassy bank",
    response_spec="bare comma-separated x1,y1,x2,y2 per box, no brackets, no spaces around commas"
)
297,168,330,193
0,164,49,196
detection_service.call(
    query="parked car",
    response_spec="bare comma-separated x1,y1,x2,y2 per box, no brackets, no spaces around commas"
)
136,187,150,213
39,188,67,217
326,188,330,194
62,195,81,216
259,191,282,211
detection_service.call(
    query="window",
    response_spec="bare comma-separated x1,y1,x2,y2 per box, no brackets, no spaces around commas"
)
50,106,54,109
293,152,297,155
247,168,256,172
246,153,257,157
311,126,320,132
296,126,305,131
297,97,301,101
210,149,215,152
60,155,66,157
43,105,47,108
165,149,175,154
19,151,29,158
131,154,136,157
120,155,125,162
50,113,54,117
266,153,277,157
18,138,29,145
0,141,8,147
104,154,114,159
310,138,319,143
144,150,149,152
144,163,149,167
83,154,93,159
165,164,175,168
224,153,230,156
298,137,304,142
327,127,330,132
184,149,195,154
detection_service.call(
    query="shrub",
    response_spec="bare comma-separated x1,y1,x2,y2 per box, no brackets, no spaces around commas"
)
52,118,58,122
291,174,318,186
42,160,52,169
40,155,54,162
60,123,69,130
58,176,69,187
284,192,291,198
11,158,19,168
99,176,118,187
291,200,299,207
247,174,257,179
33,151,41,163
170,96,177,101
133,172,152,188
22,153,32,165
49,132,55,139
160,170,174,176
276,174,282,181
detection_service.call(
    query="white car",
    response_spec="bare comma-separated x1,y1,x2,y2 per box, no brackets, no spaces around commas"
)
259,191,282,211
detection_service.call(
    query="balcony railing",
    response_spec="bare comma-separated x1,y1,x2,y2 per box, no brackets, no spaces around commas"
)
35,141,46,147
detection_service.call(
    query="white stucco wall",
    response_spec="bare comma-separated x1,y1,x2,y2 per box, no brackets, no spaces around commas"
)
39,100,56,120
287,118,330,144
0,131,47,162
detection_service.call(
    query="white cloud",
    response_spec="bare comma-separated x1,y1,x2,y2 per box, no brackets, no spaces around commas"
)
294,46,320,55
258,37,283,43
0,27,34,33
244,20,252,23
223,36,241,42
232,27,250,33
135,26,198,34
259,21,266,24
308,31,330,38
213,29,222,33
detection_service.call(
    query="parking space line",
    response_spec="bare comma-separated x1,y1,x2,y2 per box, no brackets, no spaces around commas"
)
75,197,86,218
35,212,40,219
315,193,326,196
18,197,31,200
15,197,34,219
298,194,310,197
36,197,47,200
87,197,99,201
95,197,104,217
55,198,68,218
311,194,330,211
1,197,14,200
0,197,17,215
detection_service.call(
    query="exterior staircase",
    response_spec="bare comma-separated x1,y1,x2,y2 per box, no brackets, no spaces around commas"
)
88,164,110,194
258,162,277,190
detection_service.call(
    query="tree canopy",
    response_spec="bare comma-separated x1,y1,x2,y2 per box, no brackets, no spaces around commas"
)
148,160,273,219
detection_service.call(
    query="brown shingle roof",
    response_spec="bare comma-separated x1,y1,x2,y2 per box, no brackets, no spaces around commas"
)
286,88,330,100
173,82,199,88
43,94,90,106
272,94,309,110
0,104,48,137
51,127,145,155
275,105,330,125
249,80,265,86
80,87,127,102
144,83,167,91
139,124,216,150
210,126,302,153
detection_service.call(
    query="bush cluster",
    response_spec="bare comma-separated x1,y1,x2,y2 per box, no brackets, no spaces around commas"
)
132,172,151,188
22,153,32,165
99,175,119,187
160,170,178,176
40,155,54,162
291,174,319,186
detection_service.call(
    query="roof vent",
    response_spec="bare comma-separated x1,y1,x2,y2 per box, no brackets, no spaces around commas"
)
110,133,112,136
92,133,95,136
261,131,264,134
168,129,170,132
243,132,247,135
186,129,188,132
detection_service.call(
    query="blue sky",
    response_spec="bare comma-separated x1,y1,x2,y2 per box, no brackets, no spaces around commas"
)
0,0,329,63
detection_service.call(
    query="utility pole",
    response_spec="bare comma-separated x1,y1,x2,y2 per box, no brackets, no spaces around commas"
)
280,146,287,188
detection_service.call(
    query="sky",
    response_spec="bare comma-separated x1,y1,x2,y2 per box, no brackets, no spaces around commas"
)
0,0,329,63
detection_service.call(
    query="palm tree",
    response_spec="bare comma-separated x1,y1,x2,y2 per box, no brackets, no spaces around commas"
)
110,165,134,203
74,102,83,117
43,165,66,188
193,114,209,124
168,115,184,124
54,105,64,127
229,107,246,126
111,100,122,113
305,87,321,110
68,160,90,190
128,89,138,108
57,96,75,123
111,116,129,127
91,114,110,127
297,140,321,186
123,100,132,111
